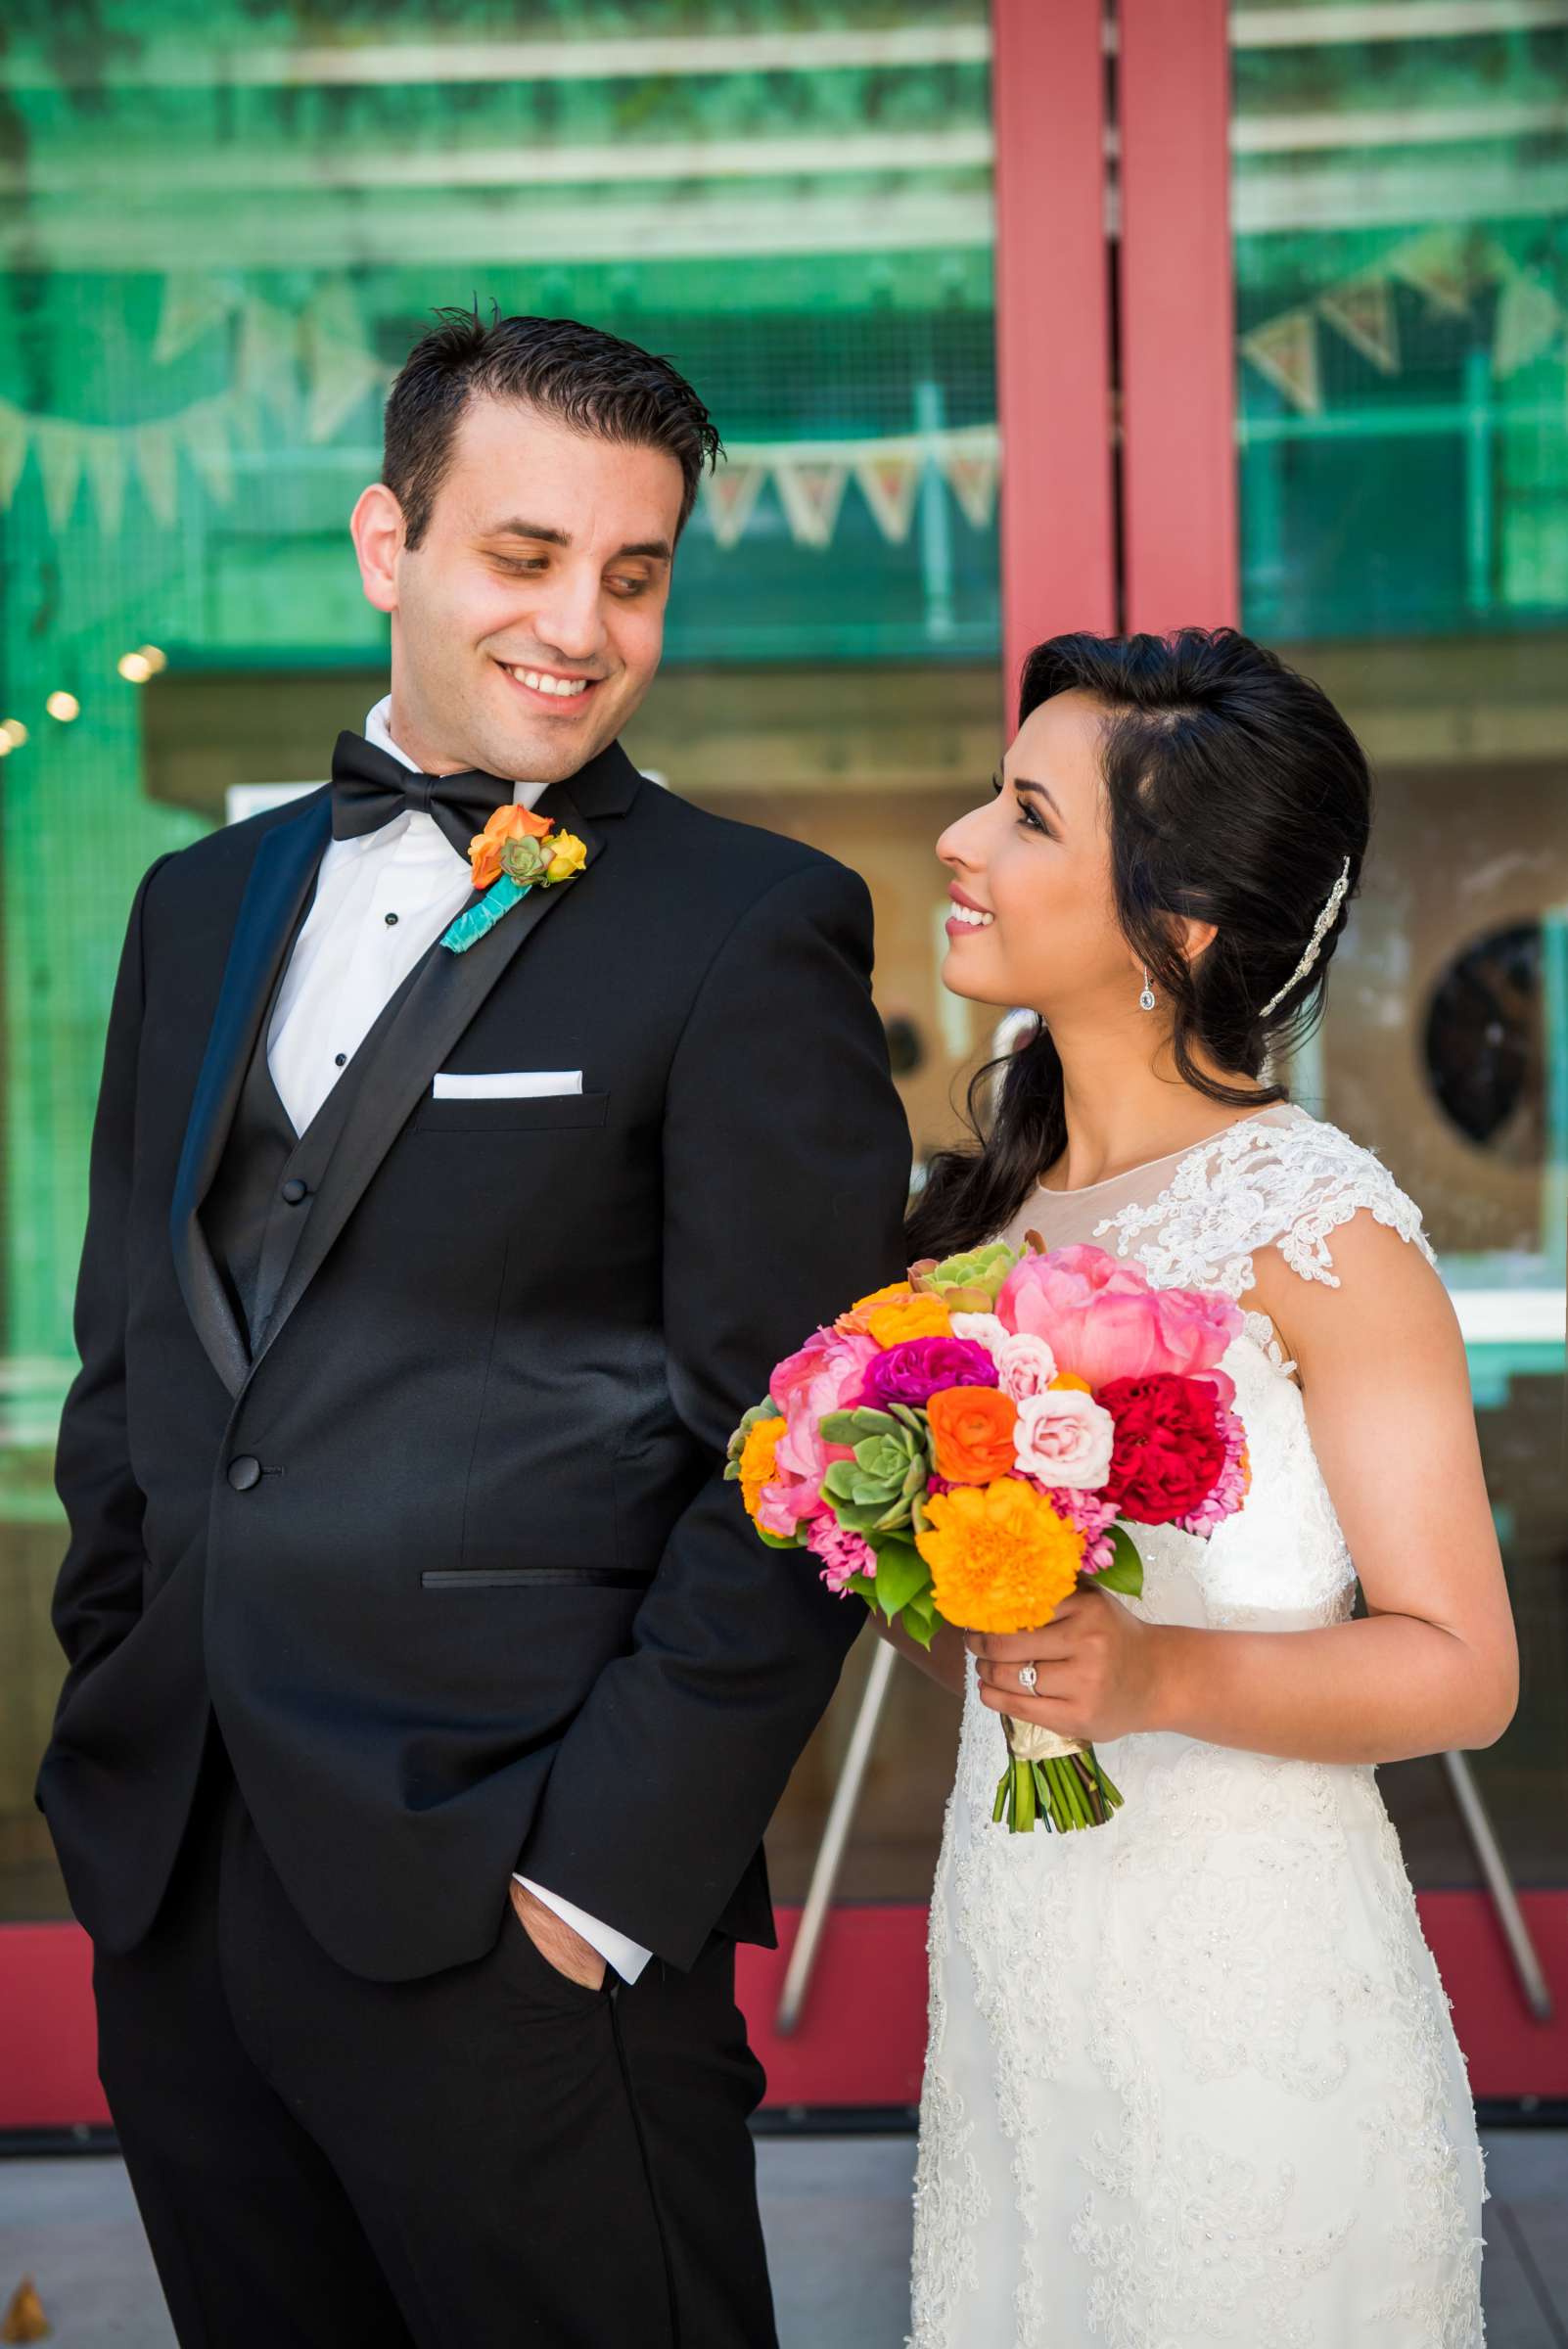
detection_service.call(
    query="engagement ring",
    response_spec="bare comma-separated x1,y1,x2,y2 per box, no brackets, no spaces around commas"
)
1018,1663,1038,1693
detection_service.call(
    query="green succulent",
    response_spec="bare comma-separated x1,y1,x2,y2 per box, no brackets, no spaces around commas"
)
819,1404,934,1535
910,1242,1018,1313
500,834,552,886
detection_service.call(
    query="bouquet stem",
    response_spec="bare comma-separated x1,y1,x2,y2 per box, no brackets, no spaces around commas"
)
993,1713,1123,1833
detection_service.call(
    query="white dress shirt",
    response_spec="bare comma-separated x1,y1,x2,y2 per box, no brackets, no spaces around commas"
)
266,697,652,1986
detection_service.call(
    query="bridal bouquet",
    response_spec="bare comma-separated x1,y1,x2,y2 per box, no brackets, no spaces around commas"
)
726,1238,1251,1833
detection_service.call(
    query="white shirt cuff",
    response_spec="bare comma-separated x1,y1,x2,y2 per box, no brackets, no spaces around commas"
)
513,1874,653,1985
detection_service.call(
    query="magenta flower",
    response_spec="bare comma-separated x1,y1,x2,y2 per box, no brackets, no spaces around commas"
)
996,1244,1242,1390
861,1336,998,1412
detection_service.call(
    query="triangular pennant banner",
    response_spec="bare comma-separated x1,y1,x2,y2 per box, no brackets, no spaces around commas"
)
1315,276,1399,376
182,400,233,505
237,297,300,427
82,429,128,536
939,438,999,530
134,422,178,527
154,272,237,366
772,459,849,549
703,461,766,550
1493,269,1564,378
1241,309,1321,414
1389,228,1475,320
302,281,387,444
853,450,922,544
0,402,29,509
33,420,83,533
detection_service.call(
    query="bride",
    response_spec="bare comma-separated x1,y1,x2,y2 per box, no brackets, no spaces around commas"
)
893,627,1516,2347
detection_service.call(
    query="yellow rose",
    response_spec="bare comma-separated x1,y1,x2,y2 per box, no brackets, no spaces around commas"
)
544,831,588,883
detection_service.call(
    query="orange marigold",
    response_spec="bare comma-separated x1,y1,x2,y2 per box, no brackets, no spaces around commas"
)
738,1415,789,1523
927,1386,1018,1485
916,1478,1085,1634
835,1280,913,1336
865,1292,953,1350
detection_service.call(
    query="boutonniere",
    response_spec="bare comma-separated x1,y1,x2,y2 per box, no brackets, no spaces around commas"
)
439,804,589,955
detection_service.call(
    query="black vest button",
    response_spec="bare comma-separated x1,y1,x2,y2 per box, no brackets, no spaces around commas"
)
281,1177,308,1205
227,1455,262,1492
384,911,399,927
334,1052,347,1068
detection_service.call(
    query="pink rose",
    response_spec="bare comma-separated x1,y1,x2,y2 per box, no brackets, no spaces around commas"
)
1013,1389,1117,1489
994,1332,1059,1403
759,1325,879,1536
996,1244,1241,1389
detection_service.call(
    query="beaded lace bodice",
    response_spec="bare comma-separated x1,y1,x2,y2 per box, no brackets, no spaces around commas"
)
909,1105,1486,2349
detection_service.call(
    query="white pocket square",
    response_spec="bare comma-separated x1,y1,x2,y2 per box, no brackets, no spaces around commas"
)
432,1070,583,1100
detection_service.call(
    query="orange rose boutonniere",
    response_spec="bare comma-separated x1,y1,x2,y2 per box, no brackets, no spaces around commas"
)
440,802,589,955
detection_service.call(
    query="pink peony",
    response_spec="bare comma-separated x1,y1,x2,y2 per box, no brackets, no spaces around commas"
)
996,1243,1242,1390
759,1324,879,1537
1012,1388,1117,1488
807,1513,878,1594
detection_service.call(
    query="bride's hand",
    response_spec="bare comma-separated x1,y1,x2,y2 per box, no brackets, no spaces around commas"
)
965,1589,1167,1744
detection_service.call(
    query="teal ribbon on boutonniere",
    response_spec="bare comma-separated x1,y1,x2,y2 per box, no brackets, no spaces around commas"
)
439,806,589,955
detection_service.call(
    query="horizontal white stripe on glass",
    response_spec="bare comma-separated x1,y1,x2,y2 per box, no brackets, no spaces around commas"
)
432,1070,583,1100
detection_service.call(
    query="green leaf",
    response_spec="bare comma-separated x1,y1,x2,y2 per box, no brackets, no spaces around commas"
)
821,1462,860,1503
839,1570,880,1605
871,1539,930,1621
888,1403,927,1437
1090,1523,1145,1597
829,1499,898,1536
754,1525,801,1550
900,1589,937,1645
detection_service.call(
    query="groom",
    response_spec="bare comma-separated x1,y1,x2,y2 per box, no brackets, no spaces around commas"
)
38,311,911,2347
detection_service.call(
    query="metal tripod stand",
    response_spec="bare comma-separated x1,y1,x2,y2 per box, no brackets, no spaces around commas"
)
775,1644,1553,2035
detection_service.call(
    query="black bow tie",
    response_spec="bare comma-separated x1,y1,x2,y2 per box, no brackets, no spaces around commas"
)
330,733,516,862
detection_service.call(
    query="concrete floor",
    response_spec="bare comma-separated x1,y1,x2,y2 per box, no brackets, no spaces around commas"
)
1,2133,1564,2345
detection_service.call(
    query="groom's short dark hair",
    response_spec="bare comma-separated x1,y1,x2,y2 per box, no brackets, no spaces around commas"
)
384,308,722,549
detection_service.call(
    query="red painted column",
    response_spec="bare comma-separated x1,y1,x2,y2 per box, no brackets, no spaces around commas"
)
991,0,1117,714
1117,0,1240,633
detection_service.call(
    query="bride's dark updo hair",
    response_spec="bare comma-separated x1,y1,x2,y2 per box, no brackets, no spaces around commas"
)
906,626,1372,1264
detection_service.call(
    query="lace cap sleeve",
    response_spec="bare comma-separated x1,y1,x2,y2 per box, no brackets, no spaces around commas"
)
1090,1112,1437,1299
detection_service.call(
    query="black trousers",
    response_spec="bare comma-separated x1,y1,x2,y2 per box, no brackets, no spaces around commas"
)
92,1734,777,2348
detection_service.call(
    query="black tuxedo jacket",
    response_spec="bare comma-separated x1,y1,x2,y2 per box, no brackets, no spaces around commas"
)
38,742,912,1979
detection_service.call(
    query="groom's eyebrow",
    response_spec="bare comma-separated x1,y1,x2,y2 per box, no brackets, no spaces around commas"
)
488,518,672,564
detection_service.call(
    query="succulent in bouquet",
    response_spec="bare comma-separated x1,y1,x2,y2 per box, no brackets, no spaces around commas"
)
726,1236,1251,1834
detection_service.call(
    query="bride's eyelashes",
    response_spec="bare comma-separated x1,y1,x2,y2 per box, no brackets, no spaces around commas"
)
990,769,1056,840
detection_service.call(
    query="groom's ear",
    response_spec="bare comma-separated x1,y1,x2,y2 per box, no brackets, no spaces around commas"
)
350,483,405,618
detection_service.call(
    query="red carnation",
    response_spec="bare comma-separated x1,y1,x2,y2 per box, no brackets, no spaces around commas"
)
1098,1373,1227,1526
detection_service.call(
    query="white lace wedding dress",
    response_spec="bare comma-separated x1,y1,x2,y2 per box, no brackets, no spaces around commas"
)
908,1105,1486,2348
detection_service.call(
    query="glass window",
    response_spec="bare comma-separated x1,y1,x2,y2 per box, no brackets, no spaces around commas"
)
0,4,995,1922
1231,0,1568,1894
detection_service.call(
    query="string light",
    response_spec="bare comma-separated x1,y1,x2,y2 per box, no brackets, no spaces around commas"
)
0,718,26,748
46,692,80,722
117,652,154,683
0,734,11,758
138,645,168,673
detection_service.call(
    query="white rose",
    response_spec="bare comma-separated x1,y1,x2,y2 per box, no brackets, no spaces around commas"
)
994,1332,1059,1403
949,1312,1009,1366
1013,1389,1116,1489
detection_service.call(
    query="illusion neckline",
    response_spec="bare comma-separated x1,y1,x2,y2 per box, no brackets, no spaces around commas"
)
1034,1105,1286,1200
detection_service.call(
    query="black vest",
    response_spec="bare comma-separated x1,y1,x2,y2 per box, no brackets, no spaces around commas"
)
203,948,425,1355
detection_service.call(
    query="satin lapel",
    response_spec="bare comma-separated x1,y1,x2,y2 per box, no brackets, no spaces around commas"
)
169,796,332,1397
249,785,605,1373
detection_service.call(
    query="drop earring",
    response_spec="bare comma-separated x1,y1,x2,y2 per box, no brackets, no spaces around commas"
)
1138,966,1157,1012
